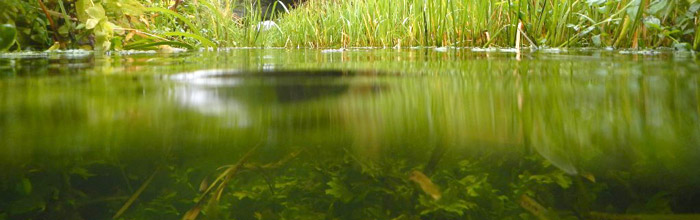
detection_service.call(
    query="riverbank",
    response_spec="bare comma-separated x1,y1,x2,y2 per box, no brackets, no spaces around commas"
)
1,0,699,51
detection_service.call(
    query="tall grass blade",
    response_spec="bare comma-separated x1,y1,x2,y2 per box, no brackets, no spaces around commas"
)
163,32,217,48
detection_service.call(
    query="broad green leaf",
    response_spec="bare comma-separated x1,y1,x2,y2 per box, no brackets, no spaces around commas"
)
76,0,93,22
91,21,115,51
648,0,671,16
118,0,146,16
644,16,663,31
626,0,641,19
58,24,70,36
553,172,572,188
86,18,100,29
325,178,353,203
86,5,106,20
0,24,17,51
592,34,602,46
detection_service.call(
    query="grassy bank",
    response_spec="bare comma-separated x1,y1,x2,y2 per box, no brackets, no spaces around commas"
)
272,0,699,49
1,0,699,51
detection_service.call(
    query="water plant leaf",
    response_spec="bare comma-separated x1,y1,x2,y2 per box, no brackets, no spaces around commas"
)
644,16,663,31
0,24,17,51
71,167,95,179
553,172,572,189
626,0,642,19
145,7,200,34
86,5,106,21
124,41,194,50
15,178,32,195
648,0,671,16
592,34,602,46
114,0,145,16
75,0,92,22
86,19,100,30
586,0,606,6
163,32,217,49
689,2,700,14
325,177,353,203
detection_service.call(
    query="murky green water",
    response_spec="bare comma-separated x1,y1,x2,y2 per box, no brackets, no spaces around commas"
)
1,49,699,219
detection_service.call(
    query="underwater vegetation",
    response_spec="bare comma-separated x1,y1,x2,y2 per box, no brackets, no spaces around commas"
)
1,49,699,219
0,0,699,51
2,143,699,220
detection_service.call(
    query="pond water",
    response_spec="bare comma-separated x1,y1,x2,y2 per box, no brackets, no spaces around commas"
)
1,49,699,219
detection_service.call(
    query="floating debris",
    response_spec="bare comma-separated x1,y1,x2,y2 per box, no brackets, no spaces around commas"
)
499,48,519,53
409,170,441,200
471,47,498,52
434,47,448,52
581,172,596,183
539,48,564,53
519,194,552,220
618,50,660,55
321,48,347,53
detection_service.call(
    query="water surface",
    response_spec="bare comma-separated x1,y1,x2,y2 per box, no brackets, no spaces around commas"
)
1,49,699,219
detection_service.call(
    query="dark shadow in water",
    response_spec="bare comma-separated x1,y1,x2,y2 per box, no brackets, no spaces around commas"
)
209,70,353,104
0,56,94,77
275,83,349,103
171,69,386,106
170,69,387,130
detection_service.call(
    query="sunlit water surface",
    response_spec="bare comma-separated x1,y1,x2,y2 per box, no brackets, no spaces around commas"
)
1,49,699,219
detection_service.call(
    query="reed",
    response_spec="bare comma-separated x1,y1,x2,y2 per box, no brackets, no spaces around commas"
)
6,0,696,50
181,0,698,49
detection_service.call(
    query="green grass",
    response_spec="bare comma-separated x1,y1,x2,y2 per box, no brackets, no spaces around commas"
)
1,0,698,50
170,0,699,49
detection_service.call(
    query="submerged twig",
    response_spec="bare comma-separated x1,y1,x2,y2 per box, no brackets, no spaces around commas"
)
183,144,261,220
244,150,302,170
31,7,78,21
112,166,160,219
37,0,59,42
519,194,551,220
169,0,184,12
114,28,169,41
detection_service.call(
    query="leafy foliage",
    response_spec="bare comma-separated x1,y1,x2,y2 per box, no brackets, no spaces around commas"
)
1,0,700,51
0,24,17,51
0,0,52,50
4,143,692,220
